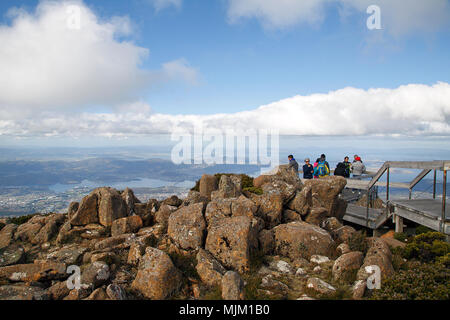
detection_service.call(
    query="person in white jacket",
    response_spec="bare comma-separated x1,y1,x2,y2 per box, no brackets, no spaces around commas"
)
351,155,366,178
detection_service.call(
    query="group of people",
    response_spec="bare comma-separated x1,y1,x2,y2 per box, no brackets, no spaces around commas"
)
288,154,366,179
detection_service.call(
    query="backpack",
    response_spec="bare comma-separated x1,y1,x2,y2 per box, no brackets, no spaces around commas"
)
334,163,346,177
317,162,329,177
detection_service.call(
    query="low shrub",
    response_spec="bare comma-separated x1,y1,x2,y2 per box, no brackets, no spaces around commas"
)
402,232,450,263
394,232,408,243
9,214,37,225
346,230,368,254
243,187,263,195
370,261,450,300
202,285,222,300
415,225,433,235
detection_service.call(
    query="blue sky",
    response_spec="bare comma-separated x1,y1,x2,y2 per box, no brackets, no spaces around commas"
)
0,0,449,141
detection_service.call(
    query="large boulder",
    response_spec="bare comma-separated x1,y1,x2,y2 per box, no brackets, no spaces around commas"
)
134,199,159,227
211,175,242,200
111,216,143,237
205,215,258,273
199,174,218,200
261,179,296,204
287,186,312,216
205,198,233,226
231,195,258,219
32,214,66,244
0,261,66,283
357,237,394,282
14,220,44,243
273,221,334,260
182,191,209,206
131,247,182,300
168,202,206,250
121,188,141,216
253,192,284,229
0,224,17,249
81,262,110,290
161,195,183,207
0,244,25,267
306,277,336,296
154,204,178,228
70,187,128,227
0,285,50,300
195,248,227,287
303,177,347,219
332,251,364,282
305,207,329,226
56,223,108,245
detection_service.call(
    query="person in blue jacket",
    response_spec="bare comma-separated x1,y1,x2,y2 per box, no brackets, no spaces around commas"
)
303,158,314,179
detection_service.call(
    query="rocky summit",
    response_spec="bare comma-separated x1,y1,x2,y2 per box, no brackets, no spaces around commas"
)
0,165,398,300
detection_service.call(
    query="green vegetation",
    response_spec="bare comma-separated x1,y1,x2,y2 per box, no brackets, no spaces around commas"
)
243,187,263,195
401,232,450,263
415,225,434,235
393,232,408,243
346,230,368,254
370,261,449,300
9,213,37,225
0,222,5,231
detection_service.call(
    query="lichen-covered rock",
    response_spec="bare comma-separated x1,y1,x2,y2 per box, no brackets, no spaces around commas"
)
0,285,50,300
205,198,233,226
221,271,244,300
183,191,209,206
106,284,127,300
131,247,182,300
287,186,312,216
261,179,297,204
56,223,108,245
282,209,302,223
357,252,394,282
0,244,25,267
46,245,87,265
121,188,141,216
71,187,128,227
199,174,218,200
94,233,136,251
111,216,143,237
310,255,330,265
253,192,284,229
0,261,66,283
0,224,17,249
332,225,356,244
195,248,226,287
168,202,206,250
67,202,79,220
14,221,43,243
321,217,343,233
81,262,110,290
32,214,66,244
205,216,258,273
306,277,336,295
305,207,329,226
273,221,334,260
258,229,275,255
161,195,183,207
211,175,242,200
332,251,364,281
48,281,71,300
366,237,392,261
154,204,178,228
303,176,347,218
134,199,159,227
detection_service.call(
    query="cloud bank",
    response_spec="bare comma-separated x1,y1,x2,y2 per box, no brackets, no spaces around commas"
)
1,82,449,138
0,0,197,119
227,0,450,35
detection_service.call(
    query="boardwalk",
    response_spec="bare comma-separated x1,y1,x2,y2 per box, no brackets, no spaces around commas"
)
335,160,448,235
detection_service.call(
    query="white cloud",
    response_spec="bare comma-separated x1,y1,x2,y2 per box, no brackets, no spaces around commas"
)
148,0,182,12
0,0,198,118
226,0,450,35
227,0,328,28
1,82,449,138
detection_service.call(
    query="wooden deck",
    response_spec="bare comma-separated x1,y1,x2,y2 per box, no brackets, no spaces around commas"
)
390,199,450,235
343,204,388,229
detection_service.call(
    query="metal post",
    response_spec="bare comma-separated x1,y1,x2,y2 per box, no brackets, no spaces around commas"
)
442,170,447,233
386,167,390,202
409,189,412,200
366,187,370,228
433,170,437,199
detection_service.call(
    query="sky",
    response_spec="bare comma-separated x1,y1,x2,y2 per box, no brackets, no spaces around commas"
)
0,0,450,145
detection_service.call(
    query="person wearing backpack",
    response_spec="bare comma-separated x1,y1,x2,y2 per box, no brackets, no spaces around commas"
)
320,154,330,173
313,158,320,179
314,158,330,178
334,162,347,177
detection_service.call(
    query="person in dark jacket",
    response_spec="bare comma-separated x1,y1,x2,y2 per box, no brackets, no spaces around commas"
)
334,162,347,177
343,156,351,178
303,158,314,179
288,155,299,176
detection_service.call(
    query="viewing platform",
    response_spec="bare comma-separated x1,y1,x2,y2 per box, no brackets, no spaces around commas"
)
303,160,449,235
